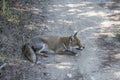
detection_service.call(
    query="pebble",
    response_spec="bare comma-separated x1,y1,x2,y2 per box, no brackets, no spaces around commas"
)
67,73,72,78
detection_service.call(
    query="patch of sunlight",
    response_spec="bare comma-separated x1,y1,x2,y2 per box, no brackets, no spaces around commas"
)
31,7,40,11
48,8,61,12
54,9,60,11
47,20,55,23
114,10,120,13
55,65,71,69
78,26,99,33
60,14,66,17
101,20,112,27
97,11,107,17
111,21,120,25
68,9,81,12
59,62,71,65
58,19,74,24
114,72,120,78
63,20,73,24
112,54,120,59
88,7,94,9
79,11,106,17
99,33,115,37
24,25,37,30
58,19,63,22
68,12,76,15
66,3,85,8
78,26,115,35
90,57,98,61
55,62,72,69
31,7,42,14
90,76,96,80
49,9,54,12
33,11,39,14
52,4,64,8
47,62,72,69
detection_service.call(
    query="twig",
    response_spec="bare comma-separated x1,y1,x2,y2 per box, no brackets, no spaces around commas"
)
0,63,7,70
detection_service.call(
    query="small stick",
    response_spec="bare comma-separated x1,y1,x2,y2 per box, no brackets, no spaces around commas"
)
0,63,7,70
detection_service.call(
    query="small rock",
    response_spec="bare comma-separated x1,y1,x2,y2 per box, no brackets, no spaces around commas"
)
36,61,41,65
43,72,50,76
75,54,79,57
67,73,72,78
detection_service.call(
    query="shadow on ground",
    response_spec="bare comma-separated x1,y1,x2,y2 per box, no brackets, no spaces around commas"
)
95,0,120,79
0,0,49,80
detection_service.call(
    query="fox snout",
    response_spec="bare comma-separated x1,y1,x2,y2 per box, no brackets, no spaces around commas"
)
76,44,85,50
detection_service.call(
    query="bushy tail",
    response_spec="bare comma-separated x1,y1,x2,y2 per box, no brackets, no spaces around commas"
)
22,43,37,63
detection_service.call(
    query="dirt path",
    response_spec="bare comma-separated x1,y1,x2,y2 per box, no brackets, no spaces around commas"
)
40,0,107,80
40,0,120,80
1,0,119,80
23,0,120,80
1,0,120,80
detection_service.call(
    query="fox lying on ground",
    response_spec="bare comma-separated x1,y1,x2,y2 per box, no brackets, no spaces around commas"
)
22,31,85,62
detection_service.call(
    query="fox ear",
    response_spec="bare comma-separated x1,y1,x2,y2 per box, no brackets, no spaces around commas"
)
73,31,79,37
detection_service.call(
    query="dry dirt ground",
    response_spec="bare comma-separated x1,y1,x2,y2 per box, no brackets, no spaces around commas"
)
0,0,120,80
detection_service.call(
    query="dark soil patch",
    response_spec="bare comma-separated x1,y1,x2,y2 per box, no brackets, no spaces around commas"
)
97,33,120,68
0,0,49,80
98,0,120,10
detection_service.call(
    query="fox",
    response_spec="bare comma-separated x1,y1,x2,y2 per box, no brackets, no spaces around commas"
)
22,31,85,62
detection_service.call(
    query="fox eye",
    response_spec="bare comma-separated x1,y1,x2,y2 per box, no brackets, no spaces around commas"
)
69,36,74,42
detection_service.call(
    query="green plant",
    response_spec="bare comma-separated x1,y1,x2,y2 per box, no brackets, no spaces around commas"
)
2,0,7,14
1,0,31,23
2,8,30,23
114,28,120,41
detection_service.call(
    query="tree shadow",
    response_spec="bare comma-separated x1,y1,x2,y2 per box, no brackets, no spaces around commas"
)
98,0,120,10
97,33,120,68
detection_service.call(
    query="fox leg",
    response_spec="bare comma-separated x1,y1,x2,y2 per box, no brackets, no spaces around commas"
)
35,44,48,57
63,43,73,52
55,47,67,54
36,44,55,56
36,51,48,57
62,44,77,54
56,46,77,55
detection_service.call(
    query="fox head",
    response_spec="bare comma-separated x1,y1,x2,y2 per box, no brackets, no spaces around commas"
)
69,31,85,50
